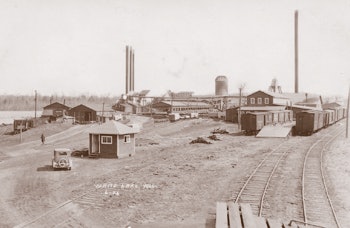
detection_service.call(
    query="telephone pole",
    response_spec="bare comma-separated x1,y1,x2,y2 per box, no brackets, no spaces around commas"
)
34,90,37,119
346,85,350,138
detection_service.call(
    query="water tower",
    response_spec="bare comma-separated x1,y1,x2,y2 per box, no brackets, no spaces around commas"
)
215,76,228,96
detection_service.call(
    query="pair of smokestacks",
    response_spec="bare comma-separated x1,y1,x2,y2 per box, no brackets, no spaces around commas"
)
125,45,135,95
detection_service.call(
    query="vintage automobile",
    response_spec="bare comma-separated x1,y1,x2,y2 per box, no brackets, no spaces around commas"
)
52,148,72,170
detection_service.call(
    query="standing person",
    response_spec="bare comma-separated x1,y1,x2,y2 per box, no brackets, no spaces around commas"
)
41,133,45,144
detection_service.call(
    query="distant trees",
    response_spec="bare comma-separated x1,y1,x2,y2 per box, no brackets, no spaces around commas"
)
0,94,118,111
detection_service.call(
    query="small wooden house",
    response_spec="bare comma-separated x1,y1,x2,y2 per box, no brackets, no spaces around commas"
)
88,120,139,158
42,102,70,121
69,104,97,124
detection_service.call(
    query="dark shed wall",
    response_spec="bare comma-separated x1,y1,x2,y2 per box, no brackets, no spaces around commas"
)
69,105,97,123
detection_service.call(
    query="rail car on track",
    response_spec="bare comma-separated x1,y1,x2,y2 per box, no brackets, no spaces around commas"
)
241,110,293,135
295,107,346,136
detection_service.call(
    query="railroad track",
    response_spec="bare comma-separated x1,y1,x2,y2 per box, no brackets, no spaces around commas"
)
232,122,345,227
232,139,298,216
299,126,344,228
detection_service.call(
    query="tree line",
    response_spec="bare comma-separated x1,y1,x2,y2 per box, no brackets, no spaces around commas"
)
0,94,118,111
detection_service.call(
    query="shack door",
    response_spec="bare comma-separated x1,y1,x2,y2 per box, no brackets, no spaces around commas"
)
91,134,99,154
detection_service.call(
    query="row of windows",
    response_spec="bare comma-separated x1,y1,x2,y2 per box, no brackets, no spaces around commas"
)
250,97,269,105
101,135,130,144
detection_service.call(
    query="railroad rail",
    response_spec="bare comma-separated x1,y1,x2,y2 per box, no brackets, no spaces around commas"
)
232,122,345,227
300,127,344,228
232,140,296,216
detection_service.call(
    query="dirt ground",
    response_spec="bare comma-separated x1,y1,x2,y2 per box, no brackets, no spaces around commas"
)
0,117,349,228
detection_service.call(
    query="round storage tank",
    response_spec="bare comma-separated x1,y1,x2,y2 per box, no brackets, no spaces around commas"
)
215,76,228,96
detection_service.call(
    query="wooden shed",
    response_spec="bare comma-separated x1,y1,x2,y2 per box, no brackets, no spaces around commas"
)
69,104,97,124
88,120,139,158
42,102,70,121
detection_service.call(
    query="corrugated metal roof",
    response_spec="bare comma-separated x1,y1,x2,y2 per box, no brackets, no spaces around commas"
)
89,120,139,135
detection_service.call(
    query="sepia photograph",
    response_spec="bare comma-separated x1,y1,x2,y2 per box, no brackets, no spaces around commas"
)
0,0,349,227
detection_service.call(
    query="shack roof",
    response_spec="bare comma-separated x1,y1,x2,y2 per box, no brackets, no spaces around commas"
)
89,120,139,135
43,102,70,110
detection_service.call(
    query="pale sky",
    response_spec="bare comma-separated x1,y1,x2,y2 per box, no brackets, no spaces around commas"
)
1,0,350,97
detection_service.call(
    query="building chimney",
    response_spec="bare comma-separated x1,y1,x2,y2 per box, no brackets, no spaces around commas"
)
126,45,129,95
294,10,299,93
130,47,134,93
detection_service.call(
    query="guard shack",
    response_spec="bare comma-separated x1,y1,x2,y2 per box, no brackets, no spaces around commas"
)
88,120,139,158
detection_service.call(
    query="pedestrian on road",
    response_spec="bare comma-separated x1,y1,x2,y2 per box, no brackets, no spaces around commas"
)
41,133,45,144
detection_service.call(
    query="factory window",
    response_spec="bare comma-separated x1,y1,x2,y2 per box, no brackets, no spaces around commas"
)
257,98,262,104
124,135,130,143
264,98,269,104
250,98,255,104
101,136,112,144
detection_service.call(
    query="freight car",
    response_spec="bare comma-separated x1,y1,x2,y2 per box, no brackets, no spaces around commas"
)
13,118,36,134
295,110,325,135
241,110,293,135
295,107,347,136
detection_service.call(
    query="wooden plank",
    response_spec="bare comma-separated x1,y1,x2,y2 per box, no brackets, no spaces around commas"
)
266,218,283,228
215,202,228,228
227,202,242,228
255,216,268,228
240,203,256,228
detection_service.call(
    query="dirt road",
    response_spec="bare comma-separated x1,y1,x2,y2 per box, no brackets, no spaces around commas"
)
0,118,348,228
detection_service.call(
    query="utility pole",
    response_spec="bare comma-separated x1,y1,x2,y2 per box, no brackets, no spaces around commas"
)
346,85,350,138
238,84,245,131
238,87,242,131
34,90,37,119
102,102,105,123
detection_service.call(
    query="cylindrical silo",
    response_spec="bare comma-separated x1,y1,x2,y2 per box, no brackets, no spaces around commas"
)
215,76,228,96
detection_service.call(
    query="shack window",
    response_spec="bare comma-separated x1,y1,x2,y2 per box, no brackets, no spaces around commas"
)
124,135,130,143
250,98,255,104
264,98,269,104
257,98,262,104
101,136,112,144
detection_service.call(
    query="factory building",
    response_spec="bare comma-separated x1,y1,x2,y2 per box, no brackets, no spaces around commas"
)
151,100,213,114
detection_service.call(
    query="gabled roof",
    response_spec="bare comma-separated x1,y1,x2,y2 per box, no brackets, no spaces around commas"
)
89,120,139,135
247,90,288,99
43,102,70,110
70,104,97,112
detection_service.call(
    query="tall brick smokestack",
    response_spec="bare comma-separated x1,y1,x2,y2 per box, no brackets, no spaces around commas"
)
130,47,134,93
126,45,129,95
294,10,299,93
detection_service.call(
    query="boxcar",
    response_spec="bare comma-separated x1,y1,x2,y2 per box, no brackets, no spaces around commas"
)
241,112,265,135
295,110,324,135
323,109,335,127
